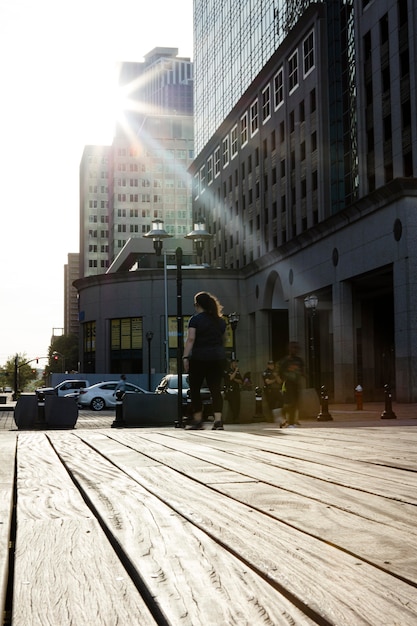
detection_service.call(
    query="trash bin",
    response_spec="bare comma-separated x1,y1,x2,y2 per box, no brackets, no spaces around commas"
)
44,396,79,429
14,394,38,429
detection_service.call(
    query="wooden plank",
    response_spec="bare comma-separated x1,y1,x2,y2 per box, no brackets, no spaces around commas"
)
74,431,417,625
140,431,417,534
0,434,17,620
50,433,317,625
100,431,417,581
13,433,157,626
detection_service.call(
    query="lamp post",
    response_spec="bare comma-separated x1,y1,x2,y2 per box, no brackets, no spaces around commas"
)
227,312,240,360
146,331,154,391
304,294,319,391
144,218,212,427
52,351,66,373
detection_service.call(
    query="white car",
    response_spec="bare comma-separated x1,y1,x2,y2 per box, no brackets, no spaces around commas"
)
78,381,149,411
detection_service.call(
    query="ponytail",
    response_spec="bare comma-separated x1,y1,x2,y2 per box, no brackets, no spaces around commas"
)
194,291,223,319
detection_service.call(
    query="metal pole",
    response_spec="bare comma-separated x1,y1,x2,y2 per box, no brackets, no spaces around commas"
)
176,247,183,427
164,251,169,373
148,339,151,391
310,309,316,390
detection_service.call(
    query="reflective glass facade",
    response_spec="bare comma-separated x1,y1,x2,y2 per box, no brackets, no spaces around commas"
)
194,0,325,155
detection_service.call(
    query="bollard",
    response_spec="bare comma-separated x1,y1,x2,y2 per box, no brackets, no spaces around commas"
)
317,385,333,421
381,384,397,419
355,384,363,410
35,391,46,428
111,390,125,427
253,386,264,421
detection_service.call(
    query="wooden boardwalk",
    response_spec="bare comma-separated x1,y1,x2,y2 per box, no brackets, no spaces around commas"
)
1,421,417,625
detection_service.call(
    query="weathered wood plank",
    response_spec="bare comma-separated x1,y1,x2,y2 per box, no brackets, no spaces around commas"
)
50,433,317,625
126,429,417,504
100,431,417,581
0,434,16,620
13,433,157,625
74,431,417,625
138,431,417,535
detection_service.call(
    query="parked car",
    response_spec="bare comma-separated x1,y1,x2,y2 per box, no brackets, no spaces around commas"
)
36,379,90,398
78,381,149,411
155,374,213,419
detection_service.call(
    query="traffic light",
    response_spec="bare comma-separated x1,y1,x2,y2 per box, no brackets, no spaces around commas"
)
36,358,39,364
53,354,59,361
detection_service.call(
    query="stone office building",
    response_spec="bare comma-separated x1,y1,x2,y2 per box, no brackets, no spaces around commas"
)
188,0,417,402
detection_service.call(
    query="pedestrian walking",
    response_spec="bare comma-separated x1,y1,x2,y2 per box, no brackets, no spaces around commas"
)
262,360,282,421
225,359,243,422
182,291,227,430
114,374,126,399
279,342,305,427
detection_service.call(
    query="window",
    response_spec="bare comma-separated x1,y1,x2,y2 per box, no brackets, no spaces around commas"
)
200,165,205,193
303,30,315,77
262,84,271,122
274,67,284,109
207,155,213,185
231,125,238,158
250,99,259,136
214,146,220,177
240,112,248,146
288,50,299,93
310,88,316,112
222,135,229,168
194,172,199,199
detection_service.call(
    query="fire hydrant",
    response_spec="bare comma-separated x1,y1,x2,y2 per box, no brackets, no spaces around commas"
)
355,384,363,410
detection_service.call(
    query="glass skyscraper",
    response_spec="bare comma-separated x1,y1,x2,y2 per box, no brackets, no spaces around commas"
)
193,0,325,155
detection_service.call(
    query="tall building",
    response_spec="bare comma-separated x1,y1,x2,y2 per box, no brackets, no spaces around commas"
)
194,0,329,155
188,0,417,401
120,47,193,117
79,49,194,279
64,253,80,337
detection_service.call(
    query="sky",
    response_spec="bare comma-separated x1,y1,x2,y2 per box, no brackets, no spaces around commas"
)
0,0,193,366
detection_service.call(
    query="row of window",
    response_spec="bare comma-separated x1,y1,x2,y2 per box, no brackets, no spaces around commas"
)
88,201,109,209
115,178,189,188
195,28,316,197
88,186,108,193
88,245,109,253
88,259,109,268
88,215,109,222
88,230,109,238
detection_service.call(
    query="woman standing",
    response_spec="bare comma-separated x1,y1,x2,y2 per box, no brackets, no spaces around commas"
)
182,291,227,430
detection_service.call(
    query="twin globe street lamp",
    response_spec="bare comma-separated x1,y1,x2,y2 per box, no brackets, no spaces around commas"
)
144,218,212,425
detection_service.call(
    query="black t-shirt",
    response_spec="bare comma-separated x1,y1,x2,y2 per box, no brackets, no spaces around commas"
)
188,312,226,360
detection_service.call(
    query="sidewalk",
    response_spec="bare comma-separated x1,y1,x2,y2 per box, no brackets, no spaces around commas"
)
1,401,417,431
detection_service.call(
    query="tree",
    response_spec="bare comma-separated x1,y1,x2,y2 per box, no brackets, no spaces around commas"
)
46,334,79,376
0,354,39,394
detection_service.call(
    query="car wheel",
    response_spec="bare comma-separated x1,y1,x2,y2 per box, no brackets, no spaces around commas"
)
91,397,105,411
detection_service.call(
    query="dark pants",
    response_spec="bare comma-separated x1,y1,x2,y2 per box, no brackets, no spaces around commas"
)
227,390,241,422
189,359,224,414
282,380,300,425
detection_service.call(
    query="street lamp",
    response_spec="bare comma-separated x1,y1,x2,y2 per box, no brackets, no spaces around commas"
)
52,351,66,373
143,218,172,256
227,312,240,360
304,294,319,391
185,221,213,263
146,331,154,391
144,218,212,426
